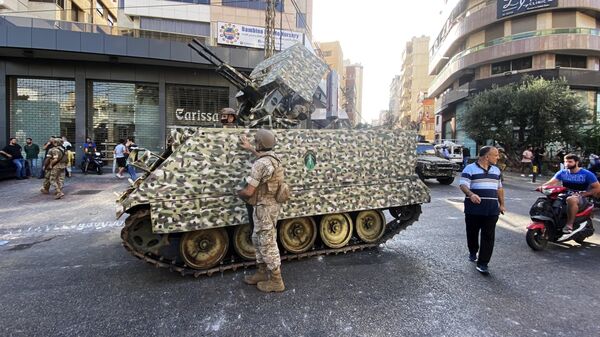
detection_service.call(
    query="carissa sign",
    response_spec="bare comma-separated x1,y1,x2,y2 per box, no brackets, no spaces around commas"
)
217,21,303,50
497,0,558,19
174,108,219,126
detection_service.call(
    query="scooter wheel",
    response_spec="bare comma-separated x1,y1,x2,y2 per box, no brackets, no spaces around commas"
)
526,229,548,251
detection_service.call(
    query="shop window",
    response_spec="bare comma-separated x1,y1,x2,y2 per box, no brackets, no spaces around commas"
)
221,0,283,12
166,84,229,128
89,82,161,152
555,54,587,69
9,78,76,149
491,56,532,75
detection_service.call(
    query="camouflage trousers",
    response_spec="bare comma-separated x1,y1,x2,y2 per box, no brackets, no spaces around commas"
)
43,167,65,194
251,204,281,271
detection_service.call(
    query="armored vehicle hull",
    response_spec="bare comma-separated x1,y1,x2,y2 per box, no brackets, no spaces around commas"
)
117,128,430,276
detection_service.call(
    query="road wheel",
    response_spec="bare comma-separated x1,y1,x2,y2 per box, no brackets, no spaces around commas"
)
437,177,454,185
320,213,353,248
526,229,548,251
180,228,229,270
355,210,386,243
279,217,317,253
233,224,255,260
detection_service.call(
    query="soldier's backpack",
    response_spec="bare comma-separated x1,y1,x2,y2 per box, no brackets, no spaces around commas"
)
260,154,291,204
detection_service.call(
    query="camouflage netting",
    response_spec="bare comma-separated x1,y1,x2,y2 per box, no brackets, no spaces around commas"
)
249,43,329,102
118,128,430,234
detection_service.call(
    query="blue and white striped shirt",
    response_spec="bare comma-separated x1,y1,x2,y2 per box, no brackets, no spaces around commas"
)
460,162,503,216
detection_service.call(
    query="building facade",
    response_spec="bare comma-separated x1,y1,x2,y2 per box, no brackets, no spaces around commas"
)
344,62,363,125
316,41,345,118
0,0,313,156
429,0,600,149
394,36,434,129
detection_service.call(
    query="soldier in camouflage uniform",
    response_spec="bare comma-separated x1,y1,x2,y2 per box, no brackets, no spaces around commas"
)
238,129,285,292
40,138,68,199
220,107,239,129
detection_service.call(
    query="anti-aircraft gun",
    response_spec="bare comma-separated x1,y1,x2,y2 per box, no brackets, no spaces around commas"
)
189,39,327,128
115,41,430,277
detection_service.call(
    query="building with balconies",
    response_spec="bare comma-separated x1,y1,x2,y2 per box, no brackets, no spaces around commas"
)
344,62,363,125
429,0,600,151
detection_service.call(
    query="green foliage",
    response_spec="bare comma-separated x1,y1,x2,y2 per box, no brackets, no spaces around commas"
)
463,76,588,149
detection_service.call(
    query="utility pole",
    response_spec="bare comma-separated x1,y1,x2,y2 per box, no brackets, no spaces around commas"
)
265,0,276,58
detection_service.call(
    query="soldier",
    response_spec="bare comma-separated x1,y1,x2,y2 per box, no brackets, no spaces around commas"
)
220,107,239,128
237,129,285,292
41,138,68,199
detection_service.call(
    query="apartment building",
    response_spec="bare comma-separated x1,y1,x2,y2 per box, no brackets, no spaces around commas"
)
429,0,600,147
392,36,434,129
344,62,363,125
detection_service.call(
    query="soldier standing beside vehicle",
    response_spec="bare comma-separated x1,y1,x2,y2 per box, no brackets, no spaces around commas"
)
237,129,285,293
459,146,506,275
41,138,67,199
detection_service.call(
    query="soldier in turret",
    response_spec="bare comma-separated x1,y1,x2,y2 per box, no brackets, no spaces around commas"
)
220,107,239,129
237,129,285,292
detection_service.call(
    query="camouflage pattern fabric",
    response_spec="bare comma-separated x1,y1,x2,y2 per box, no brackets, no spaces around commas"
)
249,43,328,102
252,204,281,271
117,128,431,234
246,151,280,206
43,167,65,194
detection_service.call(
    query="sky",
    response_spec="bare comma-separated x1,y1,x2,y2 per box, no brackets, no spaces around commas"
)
312,0,443,123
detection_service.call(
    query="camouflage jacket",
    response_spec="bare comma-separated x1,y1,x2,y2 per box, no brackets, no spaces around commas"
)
47,146,68,169
247,151,282,206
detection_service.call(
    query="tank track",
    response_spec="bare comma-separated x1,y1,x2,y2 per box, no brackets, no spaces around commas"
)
120,205,422,277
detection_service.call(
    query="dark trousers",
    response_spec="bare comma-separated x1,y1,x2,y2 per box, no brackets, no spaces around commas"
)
465,214,499,265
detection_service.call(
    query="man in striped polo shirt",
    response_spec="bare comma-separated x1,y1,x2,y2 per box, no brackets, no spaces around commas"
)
459,146,506,275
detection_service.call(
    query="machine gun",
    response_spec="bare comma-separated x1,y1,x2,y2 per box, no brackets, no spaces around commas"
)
188,39,328,129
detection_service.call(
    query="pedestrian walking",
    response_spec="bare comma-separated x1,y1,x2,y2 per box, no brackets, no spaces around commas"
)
521,146,533,176
459,146,506,275
24,137,40,177
462,147,471,168
40,138,67,199
0,137,26,180
125,137,138,181
114,139,127,179
62,136,74,177
533,147,545,176
238,129,286,292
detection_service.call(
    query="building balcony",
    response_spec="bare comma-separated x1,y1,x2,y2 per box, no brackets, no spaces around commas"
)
430,0,600,74
434,83,470,114
429,27,600,97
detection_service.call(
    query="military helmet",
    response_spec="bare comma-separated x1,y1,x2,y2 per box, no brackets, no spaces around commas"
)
255,129,276,150
51,138,63,146
220,107,237,116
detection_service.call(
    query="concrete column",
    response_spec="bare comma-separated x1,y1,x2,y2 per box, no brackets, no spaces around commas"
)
0,61,6,147
75,65,87,160
159,73,166,150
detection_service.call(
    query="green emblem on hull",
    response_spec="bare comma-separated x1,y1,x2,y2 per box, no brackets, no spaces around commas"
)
304,150,316,171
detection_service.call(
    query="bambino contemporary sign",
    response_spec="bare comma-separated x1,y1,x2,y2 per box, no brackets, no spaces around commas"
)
217,21,303,50
497,0,558,19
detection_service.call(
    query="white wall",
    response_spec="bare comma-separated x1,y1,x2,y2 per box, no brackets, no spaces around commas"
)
123,0,210,23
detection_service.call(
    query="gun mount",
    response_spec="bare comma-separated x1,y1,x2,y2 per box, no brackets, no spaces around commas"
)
189,39,329,128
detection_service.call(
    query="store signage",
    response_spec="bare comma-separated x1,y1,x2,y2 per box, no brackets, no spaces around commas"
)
217,21,303,50
497,0,558,18
175,108,219,125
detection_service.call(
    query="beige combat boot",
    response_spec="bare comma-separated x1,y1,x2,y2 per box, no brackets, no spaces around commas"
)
257,267,285,293
244,263,268,285
40,188,49,194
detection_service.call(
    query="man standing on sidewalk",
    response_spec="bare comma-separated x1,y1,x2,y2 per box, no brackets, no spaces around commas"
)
459,146,506,275
24,138,40,178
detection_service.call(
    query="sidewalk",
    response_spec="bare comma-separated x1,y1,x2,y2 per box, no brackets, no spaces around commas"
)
0,172,131,241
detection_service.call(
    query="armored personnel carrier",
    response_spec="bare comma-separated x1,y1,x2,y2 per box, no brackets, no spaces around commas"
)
116,41,430,276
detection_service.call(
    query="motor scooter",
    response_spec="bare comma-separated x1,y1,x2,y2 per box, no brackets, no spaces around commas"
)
526,186,595,250
81,151,104,175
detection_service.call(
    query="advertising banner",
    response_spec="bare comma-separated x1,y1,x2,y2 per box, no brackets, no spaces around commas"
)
497,0,558,18
217,21,304,50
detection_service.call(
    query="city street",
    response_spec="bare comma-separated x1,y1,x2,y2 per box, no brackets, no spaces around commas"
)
1,173,599,337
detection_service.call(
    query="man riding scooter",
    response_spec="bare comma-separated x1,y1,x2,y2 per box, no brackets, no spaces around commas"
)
540,154,600,238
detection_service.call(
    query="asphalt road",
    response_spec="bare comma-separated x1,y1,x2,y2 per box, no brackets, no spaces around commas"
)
0,174,599,337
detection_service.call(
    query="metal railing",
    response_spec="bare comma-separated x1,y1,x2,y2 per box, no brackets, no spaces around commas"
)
430,27,600,94
0,15,208,45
